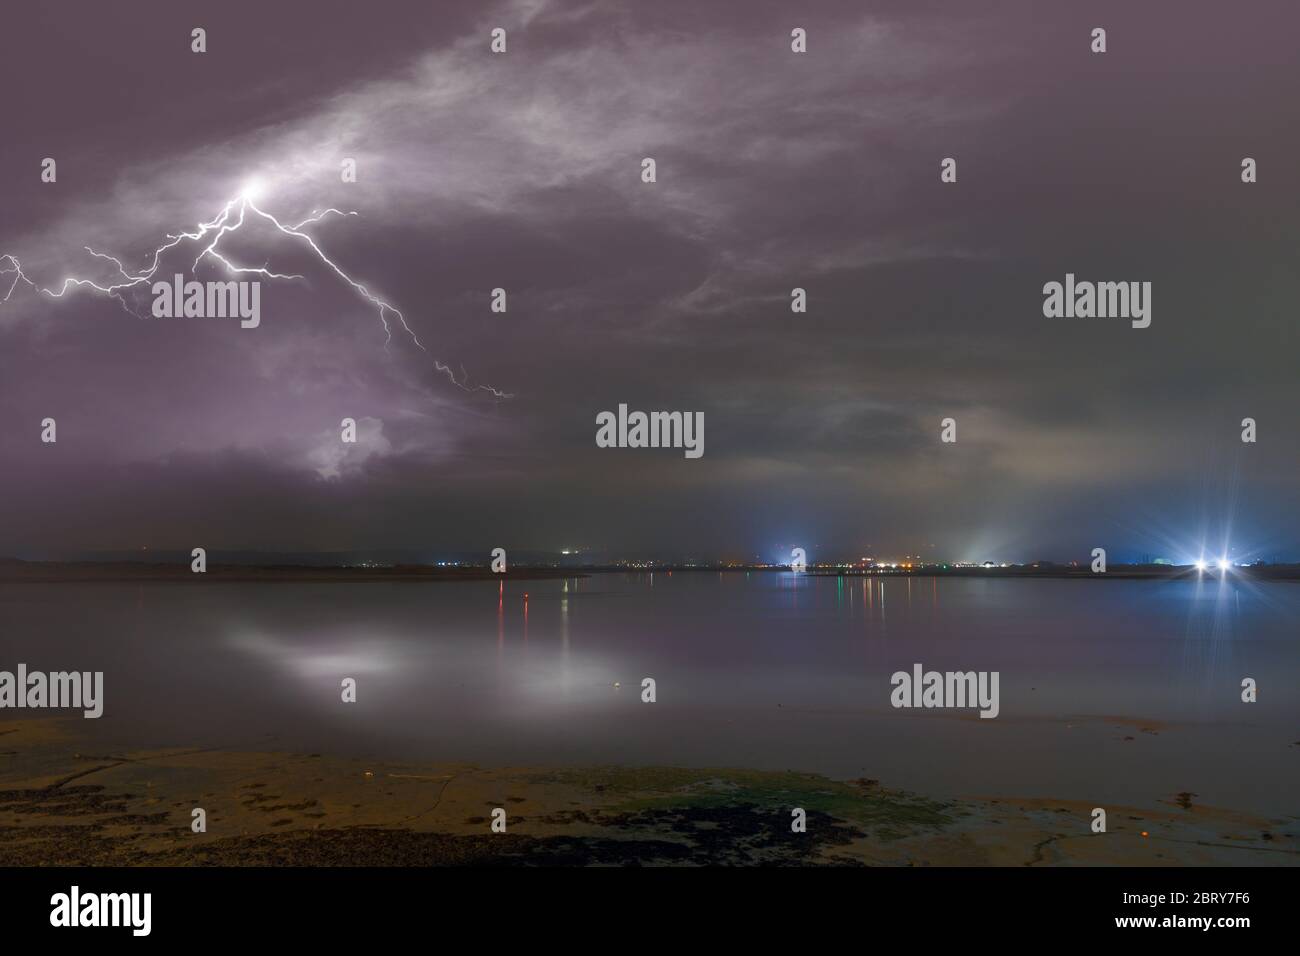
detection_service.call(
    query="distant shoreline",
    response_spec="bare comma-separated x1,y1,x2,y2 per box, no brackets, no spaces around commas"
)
1,559,1299,583
805,565,1300,582
0,561,586,584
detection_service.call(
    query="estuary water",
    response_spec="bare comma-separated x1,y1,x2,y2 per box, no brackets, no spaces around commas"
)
2,572,1297,814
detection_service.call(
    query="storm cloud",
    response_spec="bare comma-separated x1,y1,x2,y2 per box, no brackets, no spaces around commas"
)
1,0,1296,562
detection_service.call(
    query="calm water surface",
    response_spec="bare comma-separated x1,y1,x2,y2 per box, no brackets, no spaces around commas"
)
2,572,1297,813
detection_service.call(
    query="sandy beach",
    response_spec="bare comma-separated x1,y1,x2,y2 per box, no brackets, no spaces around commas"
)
1,718,1292,867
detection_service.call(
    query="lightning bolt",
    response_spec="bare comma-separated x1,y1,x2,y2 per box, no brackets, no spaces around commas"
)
1,196,511,398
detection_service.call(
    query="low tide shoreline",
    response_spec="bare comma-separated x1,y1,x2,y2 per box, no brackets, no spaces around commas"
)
1,719,1293,867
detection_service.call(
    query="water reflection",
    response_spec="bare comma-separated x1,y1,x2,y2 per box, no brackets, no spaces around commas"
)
5,572,1296,814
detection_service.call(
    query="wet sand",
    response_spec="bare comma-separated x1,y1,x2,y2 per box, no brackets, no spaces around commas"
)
1,719,1293,866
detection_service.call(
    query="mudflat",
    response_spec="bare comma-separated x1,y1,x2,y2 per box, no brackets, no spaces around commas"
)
0,719,1292,866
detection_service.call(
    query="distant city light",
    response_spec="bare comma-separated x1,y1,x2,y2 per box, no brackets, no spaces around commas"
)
1217,557,1230,571
1194,559,1207,572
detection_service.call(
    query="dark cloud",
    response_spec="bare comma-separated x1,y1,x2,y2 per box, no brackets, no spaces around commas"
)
1,0,1296,561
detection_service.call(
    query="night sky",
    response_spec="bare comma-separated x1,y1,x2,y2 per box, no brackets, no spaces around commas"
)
1,0,1297,562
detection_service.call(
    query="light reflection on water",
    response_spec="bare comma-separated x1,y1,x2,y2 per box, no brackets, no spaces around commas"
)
1,572,1296,813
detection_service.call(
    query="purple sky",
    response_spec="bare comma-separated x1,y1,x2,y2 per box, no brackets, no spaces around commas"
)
1,0,1297,562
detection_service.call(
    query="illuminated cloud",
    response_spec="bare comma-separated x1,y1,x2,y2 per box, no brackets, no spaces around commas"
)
0,0,1296,558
